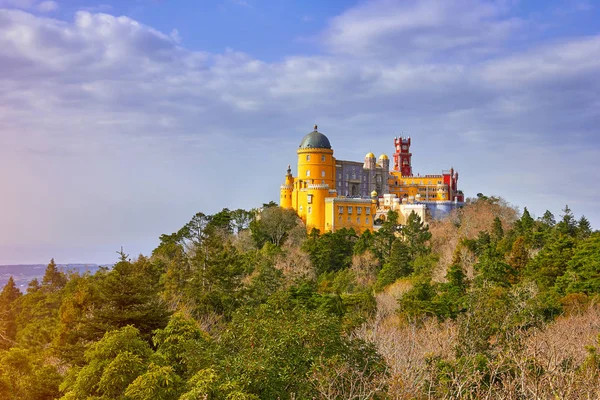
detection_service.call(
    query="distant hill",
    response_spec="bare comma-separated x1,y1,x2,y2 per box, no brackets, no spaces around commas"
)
0,264,110,290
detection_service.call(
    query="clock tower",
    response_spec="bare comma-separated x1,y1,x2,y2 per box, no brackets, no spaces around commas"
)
393,136,412,176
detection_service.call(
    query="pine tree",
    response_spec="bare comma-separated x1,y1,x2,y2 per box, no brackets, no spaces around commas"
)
577,216,592,241
41,258,67,292
0,277,22,348
508,236,529,281
556,205,577,237
402,211,432,260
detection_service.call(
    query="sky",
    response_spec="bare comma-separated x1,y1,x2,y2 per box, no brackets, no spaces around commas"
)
0,0,599,264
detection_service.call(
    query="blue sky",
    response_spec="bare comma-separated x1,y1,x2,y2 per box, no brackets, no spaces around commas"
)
0,0,599,264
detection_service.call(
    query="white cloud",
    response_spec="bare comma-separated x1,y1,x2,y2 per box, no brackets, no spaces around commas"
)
322,0,522,59
36,0,57,12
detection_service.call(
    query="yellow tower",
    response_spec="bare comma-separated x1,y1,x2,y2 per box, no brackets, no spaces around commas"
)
296,125,336,188
280,165,294,209
294,125,336,233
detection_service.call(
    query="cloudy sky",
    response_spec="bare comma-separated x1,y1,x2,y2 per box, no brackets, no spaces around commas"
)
0,0,599,264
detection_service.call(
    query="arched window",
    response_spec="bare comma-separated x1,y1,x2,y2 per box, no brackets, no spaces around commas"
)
306,170,310,177
306,155,310,161
321,170,325,177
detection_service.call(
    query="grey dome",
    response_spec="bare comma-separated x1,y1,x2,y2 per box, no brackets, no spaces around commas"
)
299,125,331,149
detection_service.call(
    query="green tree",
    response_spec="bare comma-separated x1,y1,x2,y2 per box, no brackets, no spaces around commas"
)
556,205,577,238
0,277,21,348
56,256,170,362
508,236,529,280
250,207,300,247
125,363,183,400
186,232,245,317
0,347,62,400
526,234,575,290
577,216,592,241
371,210,400,264
398,277,437,320
216,299,385,399
473,246,514,287
491,216,504,243
353,229,374,255
60,326,153,399
302,228,357,275
152,312,213,379
231,208,253,234
402,212,432,260
556,233,600,295
41,258,67,293
375,239,411,291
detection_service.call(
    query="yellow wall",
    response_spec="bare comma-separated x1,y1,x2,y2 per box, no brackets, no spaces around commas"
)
297,148,336,188
304,186,329,233
387,171,450,202
280,186,293,209
324,200,376,233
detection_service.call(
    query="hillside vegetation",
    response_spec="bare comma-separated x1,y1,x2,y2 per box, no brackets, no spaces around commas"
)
1,197,599,399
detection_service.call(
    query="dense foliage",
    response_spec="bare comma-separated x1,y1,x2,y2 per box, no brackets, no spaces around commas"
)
0,200,599,399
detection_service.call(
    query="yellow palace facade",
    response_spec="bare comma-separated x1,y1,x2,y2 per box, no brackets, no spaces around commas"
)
280,126,376,233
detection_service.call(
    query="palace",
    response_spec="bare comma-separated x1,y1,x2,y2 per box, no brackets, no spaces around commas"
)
280,126,464,233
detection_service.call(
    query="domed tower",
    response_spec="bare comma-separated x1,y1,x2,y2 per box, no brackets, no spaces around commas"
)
296,125,336,233
280,165,294,209
363,152,376,170
297,125,335,187
379,154,390,170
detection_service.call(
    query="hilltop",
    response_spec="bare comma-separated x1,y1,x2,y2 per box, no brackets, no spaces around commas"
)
0,198,598,399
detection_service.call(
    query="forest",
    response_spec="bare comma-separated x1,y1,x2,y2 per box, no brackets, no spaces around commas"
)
0,196,599,399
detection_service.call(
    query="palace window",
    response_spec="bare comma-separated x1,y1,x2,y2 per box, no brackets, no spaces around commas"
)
357,217,360,224
306,170,310,177
299,206,303,212
321,155,326,162
338,206,343,214
306,155,310,161
348,206,353,214
366,217,369,224
308,206,312,214
366,208,371,215
357,207,362,215
338,174,342,179
321,170,325,177
307,194,313,204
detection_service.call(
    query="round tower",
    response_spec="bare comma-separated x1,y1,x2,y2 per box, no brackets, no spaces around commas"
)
305,183,329,233
280,165,294,209
297,125,335,187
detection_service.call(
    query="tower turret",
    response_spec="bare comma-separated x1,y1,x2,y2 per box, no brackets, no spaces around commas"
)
393,136,412,176
363,152,376,170
379,154,390,195
280,165,294,209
